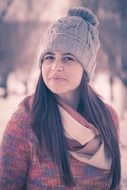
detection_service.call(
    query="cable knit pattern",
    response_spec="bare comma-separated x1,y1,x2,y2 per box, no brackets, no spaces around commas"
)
38,7,100,81
0,95,120,190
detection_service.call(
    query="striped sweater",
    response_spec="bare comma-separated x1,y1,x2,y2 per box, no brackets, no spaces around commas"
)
0,95,120,190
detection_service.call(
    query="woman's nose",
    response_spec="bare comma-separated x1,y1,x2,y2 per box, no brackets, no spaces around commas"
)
51,60,64,71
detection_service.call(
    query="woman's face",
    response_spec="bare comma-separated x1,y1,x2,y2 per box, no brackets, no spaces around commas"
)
41,51,83,96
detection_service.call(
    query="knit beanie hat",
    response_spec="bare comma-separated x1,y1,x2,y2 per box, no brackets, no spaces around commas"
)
38,7,100,81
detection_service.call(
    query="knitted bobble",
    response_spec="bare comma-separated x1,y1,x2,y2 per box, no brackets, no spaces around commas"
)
68,7,99,27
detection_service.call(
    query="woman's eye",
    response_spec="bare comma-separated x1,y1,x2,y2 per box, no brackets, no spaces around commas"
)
63,57,74,62
43,55,54,61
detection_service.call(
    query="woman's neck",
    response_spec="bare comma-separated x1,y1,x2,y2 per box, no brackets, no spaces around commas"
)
57,90,80,110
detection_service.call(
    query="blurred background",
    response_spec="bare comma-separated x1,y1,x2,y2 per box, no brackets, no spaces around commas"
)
0,0,127,189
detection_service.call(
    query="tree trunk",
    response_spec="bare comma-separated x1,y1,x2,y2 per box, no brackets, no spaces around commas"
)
120,0,127,87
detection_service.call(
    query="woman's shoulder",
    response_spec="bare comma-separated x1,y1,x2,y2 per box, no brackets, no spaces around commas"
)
5,94,34,133
18,94,34,112
105,103,120,139
105,103,119,126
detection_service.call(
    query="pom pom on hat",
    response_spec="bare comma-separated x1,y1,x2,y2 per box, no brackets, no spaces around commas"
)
68,7,99,27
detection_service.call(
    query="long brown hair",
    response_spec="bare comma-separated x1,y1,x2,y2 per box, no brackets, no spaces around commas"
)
31,72,121,189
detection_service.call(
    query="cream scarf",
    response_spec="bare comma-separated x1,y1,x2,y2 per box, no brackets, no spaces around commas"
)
58,100,112,170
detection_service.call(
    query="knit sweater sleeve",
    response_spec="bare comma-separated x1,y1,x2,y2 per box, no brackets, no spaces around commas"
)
0,109,30,190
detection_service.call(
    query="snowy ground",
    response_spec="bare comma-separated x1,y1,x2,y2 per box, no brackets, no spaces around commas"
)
0,72,127,189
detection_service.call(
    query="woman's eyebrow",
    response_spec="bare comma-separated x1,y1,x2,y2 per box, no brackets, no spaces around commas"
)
62,53,73,56
62,53,77,60
44,52,54,55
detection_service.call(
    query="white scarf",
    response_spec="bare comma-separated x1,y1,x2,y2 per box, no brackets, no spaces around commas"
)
58,105,112,170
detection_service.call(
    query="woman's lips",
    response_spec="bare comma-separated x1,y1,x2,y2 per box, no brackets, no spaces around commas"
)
49,77,67,83
49,76,66,80
50,78,66,81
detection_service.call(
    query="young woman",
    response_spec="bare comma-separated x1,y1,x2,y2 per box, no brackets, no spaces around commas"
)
0,7,121,190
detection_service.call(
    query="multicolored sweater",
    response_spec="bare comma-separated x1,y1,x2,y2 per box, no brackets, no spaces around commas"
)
0,95,120,190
